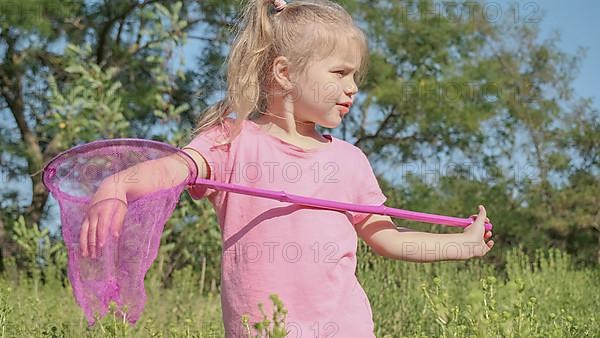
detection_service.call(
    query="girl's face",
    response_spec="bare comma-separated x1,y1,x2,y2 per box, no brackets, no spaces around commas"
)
289,42,360,128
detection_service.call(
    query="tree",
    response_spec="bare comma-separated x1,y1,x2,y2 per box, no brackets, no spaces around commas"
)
0,0,237,274
338,0,598,263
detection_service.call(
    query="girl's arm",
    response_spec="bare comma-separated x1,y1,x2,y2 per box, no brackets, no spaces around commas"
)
80,148,210,258
113,148,210,202
355,212,493,262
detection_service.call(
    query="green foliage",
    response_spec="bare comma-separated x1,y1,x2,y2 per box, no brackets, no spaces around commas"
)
44,2,191,145
0,0,80,36
357,244,600,337
343,0,599,265
241,294,289,338
46,43,131,145
9,216,67,285
1,246,598,337
149,197,223,292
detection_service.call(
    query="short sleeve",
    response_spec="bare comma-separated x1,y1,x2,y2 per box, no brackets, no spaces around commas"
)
181,120,232,200
347,150,387,225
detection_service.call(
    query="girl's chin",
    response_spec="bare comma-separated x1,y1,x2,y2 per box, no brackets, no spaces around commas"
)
320,118,343,129
306,109,344,128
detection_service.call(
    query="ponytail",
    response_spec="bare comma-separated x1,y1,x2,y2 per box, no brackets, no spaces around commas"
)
191,0,278,146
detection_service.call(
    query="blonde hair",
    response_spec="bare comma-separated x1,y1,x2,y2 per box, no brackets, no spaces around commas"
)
190,0,369,146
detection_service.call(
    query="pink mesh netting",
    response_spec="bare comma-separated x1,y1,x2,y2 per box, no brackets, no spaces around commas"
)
42,138,198,326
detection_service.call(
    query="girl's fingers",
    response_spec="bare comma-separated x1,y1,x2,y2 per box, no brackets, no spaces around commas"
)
98,212,109,250
88,214,98,259
470,220,493,239
487,240,494,249
80,217,89,257
469,215,490,223
112,201,128,238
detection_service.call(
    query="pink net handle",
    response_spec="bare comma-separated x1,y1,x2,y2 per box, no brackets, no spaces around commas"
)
191,177,493,231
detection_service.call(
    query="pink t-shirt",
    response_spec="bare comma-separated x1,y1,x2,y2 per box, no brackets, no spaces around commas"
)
183,117,387,337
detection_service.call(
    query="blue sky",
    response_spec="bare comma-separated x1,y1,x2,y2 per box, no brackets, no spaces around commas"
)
537,0,599,107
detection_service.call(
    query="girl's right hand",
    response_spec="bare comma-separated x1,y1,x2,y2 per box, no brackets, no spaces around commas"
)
462,205,494,259
80,180,128,259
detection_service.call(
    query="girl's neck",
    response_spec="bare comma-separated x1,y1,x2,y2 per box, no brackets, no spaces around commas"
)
253,109,328,143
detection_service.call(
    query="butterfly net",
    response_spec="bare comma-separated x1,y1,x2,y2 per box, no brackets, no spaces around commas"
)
42,138,198,326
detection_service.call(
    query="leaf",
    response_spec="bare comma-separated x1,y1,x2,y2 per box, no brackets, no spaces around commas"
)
173,1,183,15
64,65,87,75
154,109,167,119
173,103,190,116
106,82,123,97
155,3,170,17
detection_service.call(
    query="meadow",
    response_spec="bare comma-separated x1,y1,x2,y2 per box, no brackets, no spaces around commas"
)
1,244,598,337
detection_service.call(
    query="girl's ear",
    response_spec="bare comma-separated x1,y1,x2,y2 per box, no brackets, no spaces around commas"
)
272,56,293,90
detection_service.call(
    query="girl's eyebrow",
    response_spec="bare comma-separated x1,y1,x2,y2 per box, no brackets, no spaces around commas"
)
332,64,356,70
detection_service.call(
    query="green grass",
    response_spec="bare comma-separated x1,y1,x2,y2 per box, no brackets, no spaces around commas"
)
359,244,600,337
1,246,598,337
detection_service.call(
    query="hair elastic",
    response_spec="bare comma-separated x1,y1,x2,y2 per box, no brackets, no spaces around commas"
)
273,0,287,12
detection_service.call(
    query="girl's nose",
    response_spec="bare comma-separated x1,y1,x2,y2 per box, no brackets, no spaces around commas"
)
344,82,358,96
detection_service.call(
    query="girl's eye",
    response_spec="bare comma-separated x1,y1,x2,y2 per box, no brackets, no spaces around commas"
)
334,71,345,77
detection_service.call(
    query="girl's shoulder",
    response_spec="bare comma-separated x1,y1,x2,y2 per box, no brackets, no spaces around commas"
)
333,137,369,159
192,117,239,146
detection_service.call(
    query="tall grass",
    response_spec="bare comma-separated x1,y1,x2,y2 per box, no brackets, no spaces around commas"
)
358,243,600,337
1,246,598,337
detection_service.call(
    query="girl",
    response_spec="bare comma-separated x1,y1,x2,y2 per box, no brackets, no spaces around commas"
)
81,0,494,336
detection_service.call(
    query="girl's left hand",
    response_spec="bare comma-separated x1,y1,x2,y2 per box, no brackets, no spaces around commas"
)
469,214,493,241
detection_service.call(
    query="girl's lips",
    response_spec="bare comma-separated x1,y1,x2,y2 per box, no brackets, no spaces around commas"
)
336,104,349,115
